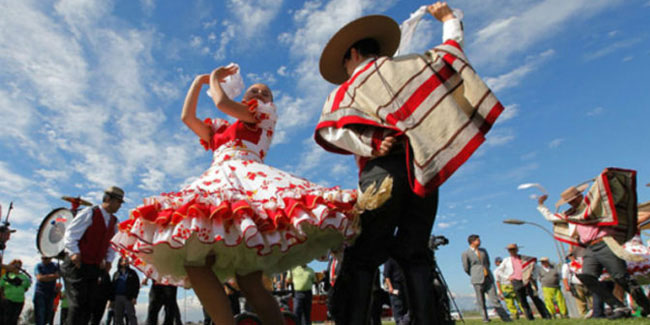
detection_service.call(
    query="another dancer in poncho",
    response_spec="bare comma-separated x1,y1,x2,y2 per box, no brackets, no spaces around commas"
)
112,66,357,324
536,168,650,318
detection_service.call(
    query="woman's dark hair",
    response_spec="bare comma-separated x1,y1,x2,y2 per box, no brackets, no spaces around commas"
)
343,38,381,62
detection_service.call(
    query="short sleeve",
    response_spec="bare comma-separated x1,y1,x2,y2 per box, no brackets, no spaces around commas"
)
199,118,231,150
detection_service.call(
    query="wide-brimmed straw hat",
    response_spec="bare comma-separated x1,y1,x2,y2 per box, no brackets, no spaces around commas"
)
555,184,589,209
505,243,521,250
319,15,401,85
540,257,549,262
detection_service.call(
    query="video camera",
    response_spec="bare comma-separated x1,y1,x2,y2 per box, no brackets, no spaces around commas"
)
429,235,449,250
0,202,16,251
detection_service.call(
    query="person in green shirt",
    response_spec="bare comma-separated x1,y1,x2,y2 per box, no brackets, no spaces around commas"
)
287,264,315,325
0,259,31,325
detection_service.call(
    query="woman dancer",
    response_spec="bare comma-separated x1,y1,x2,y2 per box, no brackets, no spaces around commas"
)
112,66,357,324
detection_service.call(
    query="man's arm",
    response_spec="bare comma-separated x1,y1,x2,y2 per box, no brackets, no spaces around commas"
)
537,195,565,222
64,207,95,267
461,251,470,275
428,1,464,48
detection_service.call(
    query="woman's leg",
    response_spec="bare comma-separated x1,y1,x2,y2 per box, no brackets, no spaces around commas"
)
236,271,284,325
185,264,235,325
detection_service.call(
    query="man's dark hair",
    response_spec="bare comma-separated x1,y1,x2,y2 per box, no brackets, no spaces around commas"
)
467,234,480,245
344,38,381,62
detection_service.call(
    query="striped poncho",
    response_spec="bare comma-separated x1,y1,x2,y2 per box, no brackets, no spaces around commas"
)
315,40,503,196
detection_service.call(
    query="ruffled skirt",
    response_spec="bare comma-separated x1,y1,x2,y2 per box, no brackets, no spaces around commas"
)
111,149,358,287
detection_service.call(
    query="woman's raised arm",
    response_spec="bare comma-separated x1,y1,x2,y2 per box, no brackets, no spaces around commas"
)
181,74,212,142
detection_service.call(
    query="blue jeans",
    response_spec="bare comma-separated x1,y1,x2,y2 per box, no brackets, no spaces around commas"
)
33,291,55,325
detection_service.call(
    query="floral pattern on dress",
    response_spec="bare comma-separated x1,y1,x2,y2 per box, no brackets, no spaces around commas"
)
112,100,358,286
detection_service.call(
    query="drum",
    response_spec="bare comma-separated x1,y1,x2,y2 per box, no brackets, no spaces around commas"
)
36,208,73,258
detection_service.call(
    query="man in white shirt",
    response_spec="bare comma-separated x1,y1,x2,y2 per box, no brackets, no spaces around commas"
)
62,186,123,325
494,257,521,319
561,252,592,317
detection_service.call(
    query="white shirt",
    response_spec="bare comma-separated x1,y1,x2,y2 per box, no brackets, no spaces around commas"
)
63,205,117,263
561,262,583,285
318,18,465,159
493,265,511,285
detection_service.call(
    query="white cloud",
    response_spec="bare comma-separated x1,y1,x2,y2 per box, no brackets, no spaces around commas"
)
246,72,277,85
468,0,616,66
226,0,284,39
495,104,519,124
277,65,288,76
587,107,604,117
485,49,555,92
140,0,155,15
190,35,202,48
548,138,564,148
622,55,634,62
584,38,643,61
502,162,540,181
485,128,515,147
437,221,457,229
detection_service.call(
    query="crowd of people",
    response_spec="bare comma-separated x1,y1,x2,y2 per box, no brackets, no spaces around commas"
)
1,1,649,324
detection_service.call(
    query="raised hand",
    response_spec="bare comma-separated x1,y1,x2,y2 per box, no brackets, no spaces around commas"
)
428,2,455,22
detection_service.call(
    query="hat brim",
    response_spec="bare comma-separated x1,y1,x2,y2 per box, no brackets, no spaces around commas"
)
555,183,589,209
319,15,401,85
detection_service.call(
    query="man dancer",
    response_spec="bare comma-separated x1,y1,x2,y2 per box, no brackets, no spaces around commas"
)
538,257,568,318
461,235,511,322
494,257,520,319
537,172,650,319
495,244,551,320
315,2,503,324
62,186,123,325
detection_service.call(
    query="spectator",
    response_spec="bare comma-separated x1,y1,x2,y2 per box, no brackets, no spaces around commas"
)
144,278,182,325
60,288,69,325
494,257,521,319
288,264,315,325
90,269,112,325
562,253,592,317
538,257,568,318
111,257,140,325
62,186,123,325
34,255,59,325
461,235,512,322
383,258,409,324
495,244,551,320
0,259,31,325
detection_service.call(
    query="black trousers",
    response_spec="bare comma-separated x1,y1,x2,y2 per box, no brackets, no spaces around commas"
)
147,284,182,325
293,290,312,325
511,280,551,320
577,241,650,314
62,259,101,325
328,154,439,324
2,300,24,325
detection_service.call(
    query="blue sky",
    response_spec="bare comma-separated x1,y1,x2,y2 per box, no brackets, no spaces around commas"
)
1,0,649,321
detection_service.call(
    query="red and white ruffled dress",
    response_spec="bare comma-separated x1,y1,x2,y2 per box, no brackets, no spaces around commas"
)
111,100,358,286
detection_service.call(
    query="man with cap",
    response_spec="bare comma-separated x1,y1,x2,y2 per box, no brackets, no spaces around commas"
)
461,234,511,322
494,244,551,320
494,256,521,319
62,186,124,325
538,179,650,319
538,257,568,318
315,2,504,323
561,252,592,317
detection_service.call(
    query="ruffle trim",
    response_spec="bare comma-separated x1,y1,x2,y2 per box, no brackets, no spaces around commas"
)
112,189,358,286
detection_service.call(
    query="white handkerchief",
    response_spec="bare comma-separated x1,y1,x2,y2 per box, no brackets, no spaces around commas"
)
207,62,245,100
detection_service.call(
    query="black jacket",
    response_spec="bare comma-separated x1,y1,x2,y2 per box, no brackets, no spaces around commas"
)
110,267,140,301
